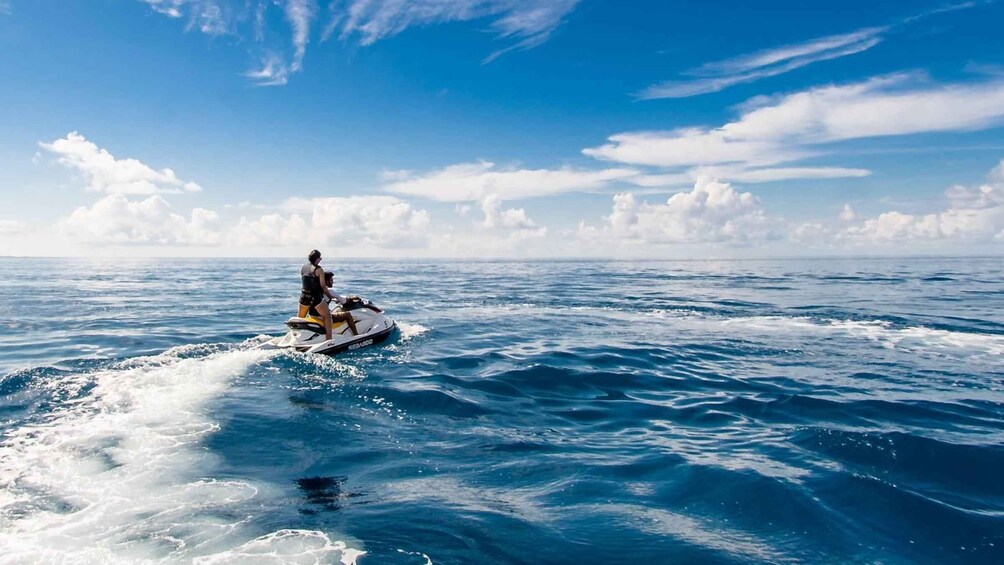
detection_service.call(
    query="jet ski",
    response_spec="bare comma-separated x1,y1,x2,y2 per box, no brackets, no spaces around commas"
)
265,296,396,355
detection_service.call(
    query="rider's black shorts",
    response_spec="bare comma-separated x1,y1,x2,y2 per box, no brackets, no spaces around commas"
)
299,290,322,307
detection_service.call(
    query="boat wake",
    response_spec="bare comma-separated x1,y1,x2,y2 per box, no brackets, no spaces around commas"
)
0,342,364,564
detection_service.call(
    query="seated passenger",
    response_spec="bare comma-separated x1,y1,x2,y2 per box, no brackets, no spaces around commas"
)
323,271,359,336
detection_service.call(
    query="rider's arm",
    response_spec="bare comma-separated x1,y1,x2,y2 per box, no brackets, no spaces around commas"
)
316,267,335,300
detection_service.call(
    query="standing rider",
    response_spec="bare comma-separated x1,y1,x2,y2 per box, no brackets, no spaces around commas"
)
299,250,334,340
298,250,359,340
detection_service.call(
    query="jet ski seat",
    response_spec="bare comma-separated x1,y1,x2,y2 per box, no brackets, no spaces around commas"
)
285,316,350,334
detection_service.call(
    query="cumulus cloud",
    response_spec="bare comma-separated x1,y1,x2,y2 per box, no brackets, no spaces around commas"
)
587,75,1004,171
40,132,202,195
384,161,638,202
843,182,1004,244
578,179,771,245
474,194,547,244
61,194,221,245
231,195,431,248
479,194,536,229
839,204,858,221
640,2,987,99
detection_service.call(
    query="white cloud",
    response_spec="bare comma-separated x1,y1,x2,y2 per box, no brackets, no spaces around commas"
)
336,0,579,62
143,0,579,85
641,33,882,99
587,75,1004,169
584,127,803,169
481,0,581,63
839,203,857,221
285,0,314,72
640,2,987,99
140,0,187,18
40,132,202,195
0,220,26,236
990,158,1004,183
384,161,638,202
835,158,1004,246
790,221,831,245
232,195,431,248
479,194,536,229
700,28,885,77
246,52,293,86
578,179,771,245
843,182,1004,243
139,0,230,34
61,194,221,245
629,166,870,188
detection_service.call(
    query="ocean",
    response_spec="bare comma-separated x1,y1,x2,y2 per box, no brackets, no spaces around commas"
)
0,257,1002,564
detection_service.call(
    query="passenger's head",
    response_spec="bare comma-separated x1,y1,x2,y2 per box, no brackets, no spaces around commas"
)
324,271,334,287
308,249,322,265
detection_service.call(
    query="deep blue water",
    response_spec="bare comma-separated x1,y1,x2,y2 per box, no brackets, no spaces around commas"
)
1,257,1002,564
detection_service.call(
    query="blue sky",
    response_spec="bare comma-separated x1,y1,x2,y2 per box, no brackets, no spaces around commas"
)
1,0,1003,257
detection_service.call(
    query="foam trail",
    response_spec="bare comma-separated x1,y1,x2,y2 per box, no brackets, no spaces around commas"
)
0,344,363,564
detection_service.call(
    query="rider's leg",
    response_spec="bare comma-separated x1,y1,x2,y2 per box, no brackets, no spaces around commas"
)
315,301,333,340
334,312,359,336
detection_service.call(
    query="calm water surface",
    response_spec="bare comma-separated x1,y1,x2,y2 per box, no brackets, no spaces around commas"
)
0,257,1002,563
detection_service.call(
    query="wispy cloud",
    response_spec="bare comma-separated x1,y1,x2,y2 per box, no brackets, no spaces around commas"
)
640,2,989,99
591,73,1004,176
140,0,232,34
629,167,871,188
334,0,579,63
482,0,581,63
641,35,882,99
244,0,316,85
285,0,314,72
383,161,638,202
245,52,293,86
141,0,579,85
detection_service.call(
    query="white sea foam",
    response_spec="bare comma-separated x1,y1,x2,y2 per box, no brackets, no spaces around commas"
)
194,530,365,565
458,302,1003,358
395,548,434,565
722,316,1004,356
0,345,363,564
397,322,430,340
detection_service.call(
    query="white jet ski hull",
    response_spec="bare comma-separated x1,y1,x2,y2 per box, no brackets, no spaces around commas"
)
265,298,396,355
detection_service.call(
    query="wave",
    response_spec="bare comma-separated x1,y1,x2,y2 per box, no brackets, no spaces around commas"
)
451,301,1004,357
0,343,363,564
721,316,1004,356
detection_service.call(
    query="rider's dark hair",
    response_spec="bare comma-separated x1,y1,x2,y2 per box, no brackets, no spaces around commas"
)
308,249,321,265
